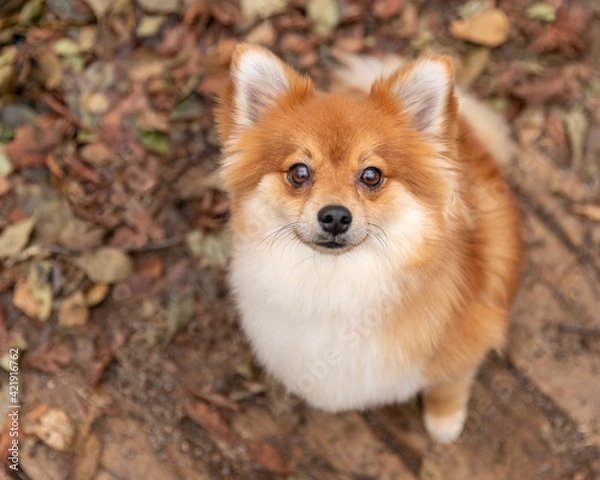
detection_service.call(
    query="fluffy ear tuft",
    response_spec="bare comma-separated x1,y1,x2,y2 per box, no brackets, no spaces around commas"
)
375,57,456,137
229,44,308,130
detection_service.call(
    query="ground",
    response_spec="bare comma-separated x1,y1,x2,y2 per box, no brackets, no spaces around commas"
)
0,0,599,479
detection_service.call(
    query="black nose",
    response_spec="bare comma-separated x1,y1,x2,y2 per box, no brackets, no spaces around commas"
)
318,205,352,235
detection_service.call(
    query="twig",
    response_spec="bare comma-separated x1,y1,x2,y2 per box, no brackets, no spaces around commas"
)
558,324,600,337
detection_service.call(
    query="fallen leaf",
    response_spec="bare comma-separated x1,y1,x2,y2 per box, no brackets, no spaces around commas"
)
27,408,75,452
188,386,242,412
137,0,181,14
457,47,490,86
244,20,277,46
247,440,295,475
0,177,10,196
420,458,444,480
563,105,588,165
573,204,600,222
0,216,36,259
450,8,510,47
76,247,134,283
80,142,112,166
53,38,81,57
0,147,14,176
24,343,73,373
185,230,230,266
525,2,556,22
511,73,581,105
241,0,288,24
166,292,195,341
137,15,167,37
85,283,110,307
528,5,591,57
13,280,37,318
81,0,112,19
5,115,69,169
72,431,102,480
307,0,340,35
372,0,403,20
184,401,240,446
28,260,53,322
58,291,89,327
210,0,242,25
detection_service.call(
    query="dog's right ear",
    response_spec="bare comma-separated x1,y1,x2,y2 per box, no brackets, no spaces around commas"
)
217,44,313,144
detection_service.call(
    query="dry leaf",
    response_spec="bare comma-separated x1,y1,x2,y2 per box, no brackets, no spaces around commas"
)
58,291,89,327
457,48,490,86
0,216,36,259
24,343,73,373
184,401,240,446
27,408,75,452
76,247,134,283
573,204,600,222
73,431,102,480
529,6,591,57
85,283,110,306
563,105,588,165
372,0,403,20
247,440,295,475
241,0,288,24
244,20,277,46
189,387,242,412
13,280,38,318
28,260,53,322
166,292,195,341
137,0,181,14
450,9,510,47
307,0,340,35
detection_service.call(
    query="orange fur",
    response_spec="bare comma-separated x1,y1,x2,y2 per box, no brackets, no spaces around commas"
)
216,44,522,442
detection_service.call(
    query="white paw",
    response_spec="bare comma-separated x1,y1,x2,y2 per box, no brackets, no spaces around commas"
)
424,407,467,443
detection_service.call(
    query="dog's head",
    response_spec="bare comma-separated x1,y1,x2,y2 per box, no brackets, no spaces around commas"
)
217,45,461,266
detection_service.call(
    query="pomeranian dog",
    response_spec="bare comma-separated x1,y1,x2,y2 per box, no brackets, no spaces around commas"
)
216,44,521,443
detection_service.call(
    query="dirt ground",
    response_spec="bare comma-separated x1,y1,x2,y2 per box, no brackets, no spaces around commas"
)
1,0,599,479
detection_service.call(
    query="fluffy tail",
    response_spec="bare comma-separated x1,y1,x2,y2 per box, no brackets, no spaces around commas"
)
330,51,516,166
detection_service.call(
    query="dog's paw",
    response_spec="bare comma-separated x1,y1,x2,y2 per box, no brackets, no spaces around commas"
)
424,406,467,443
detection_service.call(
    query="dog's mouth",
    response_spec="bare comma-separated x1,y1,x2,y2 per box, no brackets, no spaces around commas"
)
314,240,349,250
299,233,364,254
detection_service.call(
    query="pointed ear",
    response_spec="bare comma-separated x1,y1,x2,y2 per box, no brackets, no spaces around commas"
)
220,44,312,137
372,56,456,138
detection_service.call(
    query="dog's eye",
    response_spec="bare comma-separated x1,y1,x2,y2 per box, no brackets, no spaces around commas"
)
360,167,383,188
288,163,311,186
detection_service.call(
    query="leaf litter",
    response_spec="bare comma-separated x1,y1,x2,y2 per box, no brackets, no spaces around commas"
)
0,0,598,478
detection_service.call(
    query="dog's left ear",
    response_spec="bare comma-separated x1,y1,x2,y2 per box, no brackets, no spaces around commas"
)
217,44,313,143
372,56,457,139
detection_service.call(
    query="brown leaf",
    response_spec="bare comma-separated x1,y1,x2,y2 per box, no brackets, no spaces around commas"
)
188,386,242,412
13,280,38,319
27,408,75,452
511,74,580,105
5,114,69,169
24,343,73,373
72,431,102,480
573,204,600,222
372,0,403,20
210,0,241,25
450,8,510,47
184,401,240,446
0,216,36,259
76,247,134,283
247,440,295,475
58,291,90,327
529,5,592,57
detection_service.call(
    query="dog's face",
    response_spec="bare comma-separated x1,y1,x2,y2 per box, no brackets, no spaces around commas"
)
217,45,460,266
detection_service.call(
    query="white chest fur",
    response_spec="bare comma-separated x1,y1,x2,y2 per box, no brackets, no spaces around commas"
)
229,237,424,412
